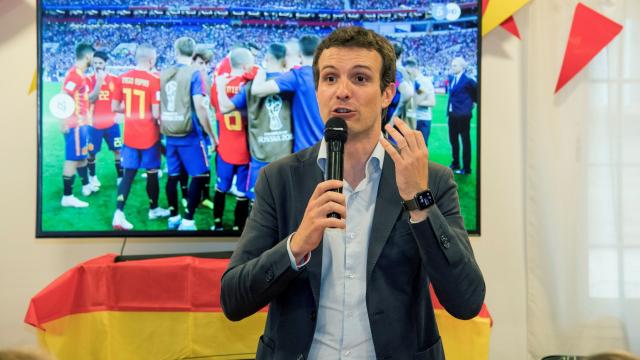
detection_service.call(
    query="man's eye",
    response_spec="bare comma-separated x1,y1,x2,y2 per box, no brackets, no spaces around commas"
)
355,75,368,83
325,75,336,83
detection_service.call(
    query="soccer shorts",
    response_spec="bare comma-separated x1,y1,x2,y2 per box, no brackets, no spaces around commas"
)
121,143,161,170
89,124,122,155
215,155,249,194
64,125,90,161
246,158,269,200
166,140,210,177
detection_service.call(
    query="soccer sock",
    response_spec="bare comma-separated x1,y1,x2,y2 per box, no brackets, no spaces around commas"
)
77,165,89,186
115,159,123,179
166,175,180,217
87,157,96,177
179,170,189,199
185,176,206,221
234,196,250,231
213,190,226,222
116,169,136,211
63,175,75,196
146,171,159,210
202,171,211,201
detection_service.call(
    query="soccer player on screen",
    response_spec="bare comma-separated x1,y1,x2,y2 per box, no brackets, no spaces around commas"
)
191,48,216,210
211,48,254,232
59,43,98,208
161,37,215,231
250,35,323,152
216,43,293,203
110,44,170,230
87,51,123,187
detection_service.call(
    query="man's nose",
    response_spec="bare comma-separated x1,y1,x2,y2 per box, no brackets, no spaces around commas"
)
335,79,352,100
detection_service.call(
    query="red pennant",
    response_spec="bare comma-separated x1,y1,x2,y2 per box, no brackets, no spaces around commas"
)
555,3,623,93
482,0,521,39
500,16,521,39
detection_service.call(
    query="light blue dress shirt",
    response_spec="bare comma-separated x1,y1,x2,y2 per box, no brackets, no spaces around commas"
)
287,138,385,360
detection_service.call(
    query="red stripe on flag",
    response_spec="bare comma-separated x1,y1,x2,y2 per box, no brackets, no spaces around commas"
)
25,254,266,330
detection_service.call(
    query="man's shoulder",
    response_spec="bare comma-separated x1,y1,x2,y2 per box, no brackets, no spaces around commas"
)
262,144,318,177
428,161,452,180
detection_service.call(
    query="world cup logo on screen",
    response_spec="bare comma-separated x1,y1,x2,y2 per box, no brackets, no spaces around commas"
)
165,81,177,112
265,95,283,131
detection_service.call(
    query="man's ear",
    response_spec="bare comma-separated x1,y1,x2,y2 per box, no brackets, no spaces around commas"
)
381,82,396,108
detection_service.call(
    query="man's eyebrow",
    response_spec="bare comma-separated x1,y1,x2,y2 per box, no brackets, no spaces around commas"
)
320,64,374,71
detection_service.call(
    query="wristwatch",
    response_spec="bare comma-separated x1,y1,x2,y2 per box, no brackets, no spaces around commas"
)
402,189,435,211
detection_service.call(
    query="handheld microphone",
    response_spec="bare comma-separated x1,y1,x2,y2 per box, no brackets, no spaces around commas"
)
324,117,348,219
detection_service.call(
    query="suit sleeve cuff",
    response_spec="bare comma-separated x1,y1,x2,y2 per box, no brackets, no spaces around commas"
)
286,232,311,270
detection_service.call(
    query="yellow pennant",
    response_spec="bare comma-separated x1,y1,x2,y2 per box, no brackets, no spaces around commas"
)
29,69,37,94
482,0,532,36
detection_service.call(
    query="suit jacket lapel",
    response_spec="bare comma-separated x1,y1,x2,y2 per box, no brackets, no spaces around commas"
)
291,143,324,307
367,152,403,281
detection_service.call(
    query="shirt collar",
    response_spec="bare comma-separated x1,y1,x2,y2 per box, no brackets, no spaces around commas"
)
317,135,385,180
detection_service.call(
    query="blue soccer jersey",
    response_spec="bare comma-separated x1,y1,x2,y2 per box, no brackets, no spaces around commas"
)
274,66,323,152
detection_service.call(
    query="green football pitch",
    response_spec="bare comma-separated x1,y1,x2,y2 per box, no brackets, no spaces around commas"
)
39,82,477,234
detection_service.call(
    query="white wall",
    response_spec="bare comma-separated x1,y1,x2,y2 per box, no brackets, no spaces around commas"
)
0,1,529,358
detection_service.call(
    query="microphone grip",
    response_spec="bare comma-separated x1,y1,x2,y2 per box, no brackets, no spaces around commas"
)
326,140,344,219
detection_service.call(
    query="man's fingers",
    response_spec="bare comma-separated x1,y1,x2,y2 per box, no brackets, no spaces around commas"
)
310,179,344,200
319,218,346,229
380,136,403,163
314,190,346,207
318,201,347,219
384,123,408,150
393,118,418,150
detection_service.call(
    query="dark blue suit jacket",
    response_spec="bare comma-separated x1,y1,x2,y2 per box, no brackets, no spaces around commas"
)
447,72,477,117
220,143,485,360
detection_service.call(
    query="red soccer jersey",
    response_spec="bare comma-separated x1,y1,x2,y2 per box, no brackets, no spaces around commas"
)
62,66,91,128
211,74,250,165
88,73,120,129
113,69,160,149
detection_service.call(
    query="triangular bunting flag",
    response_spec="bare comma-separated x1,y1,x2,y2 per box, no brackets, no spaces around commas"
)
482,0,531,36
482,0,522,39
555,2,623,93
500,16,521,39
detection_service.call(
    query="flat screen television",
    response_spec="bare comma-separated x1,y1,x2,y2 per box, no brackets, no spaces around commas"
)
37,0,480,237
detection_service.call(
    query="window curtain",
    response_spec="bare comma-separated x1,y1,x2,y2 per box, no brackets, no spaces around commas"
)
524,0,640,358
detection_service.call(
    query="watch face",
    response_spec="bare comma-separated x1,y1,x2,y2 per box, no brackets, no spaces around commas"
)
417,191,435,208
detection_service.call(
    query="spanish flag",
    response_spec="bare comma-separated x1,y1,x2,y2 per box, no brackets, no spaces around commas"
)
25,254,491,360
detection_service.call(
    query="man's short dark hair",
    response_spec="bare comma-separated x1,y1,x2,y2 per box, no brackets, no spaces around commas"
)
299,35,320,57
268,43,287,61
404,57,418,68
243,41,260,53
393,42,403,58
193,47,213,63
93,51,109,62
312,26,396,93
75,43,95,60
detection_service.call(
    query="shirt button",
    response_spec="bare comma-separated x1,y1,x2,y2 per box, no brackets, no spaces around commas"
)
346,273,355,279
344,350,351,357
347,232,355,239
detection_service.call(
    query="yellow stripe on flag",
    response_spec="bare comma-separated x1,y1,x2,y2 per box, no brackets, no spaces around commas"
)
37,311,267,360
482,0,531,36
434,309,491,360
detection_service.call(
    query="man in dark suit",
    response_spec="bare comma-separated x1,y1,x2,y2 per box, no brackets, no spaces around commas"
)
447,57,477,175
221,27,485,360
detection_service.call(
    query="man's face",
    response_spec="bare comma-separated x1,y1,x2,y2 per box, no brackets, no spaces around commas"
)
316,47,395,140
193,57,206,71
451,60,463,75
83,53,94,68
92,57,106,71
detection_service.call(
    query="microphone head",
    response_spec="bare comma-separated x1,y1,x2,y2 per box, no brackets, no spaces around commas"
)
324,117,348,143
